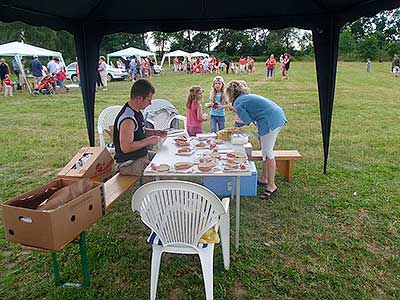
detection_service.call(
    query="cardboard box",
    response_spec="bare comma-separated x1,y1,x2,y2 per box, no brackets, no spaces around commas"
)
204,161,258,196
2,178,105,251
58,147,113,182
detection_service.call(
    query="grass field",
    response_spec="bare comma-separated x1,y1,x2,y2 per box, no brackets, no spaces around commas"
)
0,62,399,300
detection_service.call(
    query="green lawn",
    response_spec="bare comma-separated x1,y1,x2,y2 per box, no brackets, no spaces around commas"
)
0,62,399,300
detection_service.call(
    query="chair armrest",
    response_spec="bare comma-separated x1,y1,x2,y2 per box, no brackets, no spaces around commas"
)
174,114,186,121
221,197,230,214
98,132,106,147
173,115,187,131
145,119,155,129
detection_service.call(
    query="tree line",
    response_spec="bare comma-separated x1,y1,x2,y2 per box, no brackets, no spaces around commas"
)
0,8,398,63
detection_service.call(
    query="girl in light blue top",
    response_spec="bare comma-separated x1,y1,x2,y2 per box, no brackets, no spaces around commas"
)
225,80,287,199
209,76,227,132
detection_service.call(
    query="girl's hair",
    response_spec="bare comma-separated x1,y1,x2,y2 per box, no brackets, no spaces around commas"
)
210,76,225,104
225,80,250,103
186,86,202,109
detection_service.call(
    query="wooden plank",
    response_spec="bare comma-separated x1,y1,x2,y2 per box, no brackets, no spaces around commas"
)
249,150,302,181
104,174,139,209
273,150,303,160
249,150,303,161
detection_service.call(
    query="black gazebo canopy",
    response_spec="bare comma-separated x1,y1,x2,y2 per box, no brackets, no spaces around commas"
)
1,0,399,173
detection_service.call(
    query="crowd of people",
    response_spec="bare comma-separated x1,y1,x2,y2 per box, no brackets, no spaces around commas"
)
96,55,158,91
113,76,287,199
0,55,69,96
117,56,157,81
168,53,293,80
171,55,256,75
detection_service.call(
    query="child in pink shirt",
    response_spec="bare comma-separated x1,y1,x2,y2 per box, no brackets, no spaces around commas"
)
4,75,13,96
186,86,207,136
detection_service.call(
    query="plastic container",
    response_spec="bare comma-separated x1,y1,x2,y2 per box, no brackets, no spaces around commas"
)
203,161,258,196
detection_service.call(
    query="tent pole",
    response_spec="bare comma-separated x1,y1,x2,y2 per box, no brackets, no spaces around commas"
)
312,18,341,175
15,55,32,95
74,26,103,147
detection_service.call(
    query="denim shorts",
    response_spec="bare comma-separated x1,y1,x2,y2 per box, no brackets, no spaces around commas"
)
57,80,65,88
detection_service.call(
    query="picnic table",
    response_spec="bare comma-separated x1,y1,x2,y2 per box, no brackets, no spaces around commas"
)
143,135,252,255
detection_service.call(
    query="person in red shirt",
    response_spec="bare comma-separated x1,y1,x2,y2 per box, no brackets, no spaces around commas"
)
239,56,246,73
248,56,255,74
4,74,13,96
265,54,276,80
194,57,202,74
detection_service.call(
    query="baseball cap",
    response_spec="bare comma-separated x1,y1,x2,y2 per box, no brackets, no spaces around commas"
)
32,55,38,59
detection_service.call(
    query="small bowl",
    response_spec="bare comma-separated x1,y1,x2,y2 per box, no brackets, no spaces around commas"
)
156,164,170,172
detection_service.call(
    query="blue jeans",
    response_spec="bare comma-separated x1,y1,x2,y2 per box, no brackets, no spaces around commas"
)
210,115,225,132
266,68,274,78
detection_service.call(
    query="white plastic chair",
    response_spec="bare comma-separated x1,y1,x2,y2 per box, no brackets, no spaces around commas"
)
97,105,122,153
143,99,187,132
132,180,230,300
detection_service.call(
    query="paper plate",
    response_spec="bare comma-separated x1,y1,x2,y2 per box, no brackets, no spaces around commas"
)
192,140,208,149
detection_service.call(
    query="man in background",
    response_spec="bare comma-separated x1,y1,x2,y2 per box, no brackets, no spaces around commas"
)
47,57,57,89
11,58,21,89
31,55,43,87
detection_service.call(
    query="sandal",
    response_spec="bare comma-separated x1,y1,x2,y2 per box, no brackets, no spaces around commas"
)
259,188,278,200
257,179,268,186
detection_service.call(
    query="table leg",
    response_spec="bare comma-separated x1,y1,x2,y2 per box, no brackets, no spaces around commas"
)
235,176,240,250
231,177,235,199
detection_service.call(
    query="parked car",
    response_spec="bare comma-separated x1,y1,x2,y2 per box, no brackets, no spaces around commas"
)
66,62,128,83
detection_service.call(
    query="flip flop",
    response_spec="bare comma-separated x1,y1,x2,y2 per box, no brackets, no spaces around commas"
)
259,188,278,200
257,179,268,186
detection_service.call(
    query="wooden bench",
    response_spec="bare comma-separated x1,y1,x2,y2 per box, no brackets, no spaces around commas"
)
248,150,303,181
104,173,140,209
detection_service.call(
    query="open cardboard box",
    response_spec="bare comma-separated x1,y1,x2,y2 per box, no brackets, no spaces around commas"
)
58,147,113,182
2,178,105,251
2,147,113,251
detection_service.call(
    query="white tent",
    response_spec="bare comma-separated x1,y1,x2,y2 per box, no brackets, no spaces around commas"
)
0,41,66,94
160,50,191,67
107,47,157,64
189,51,209,58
